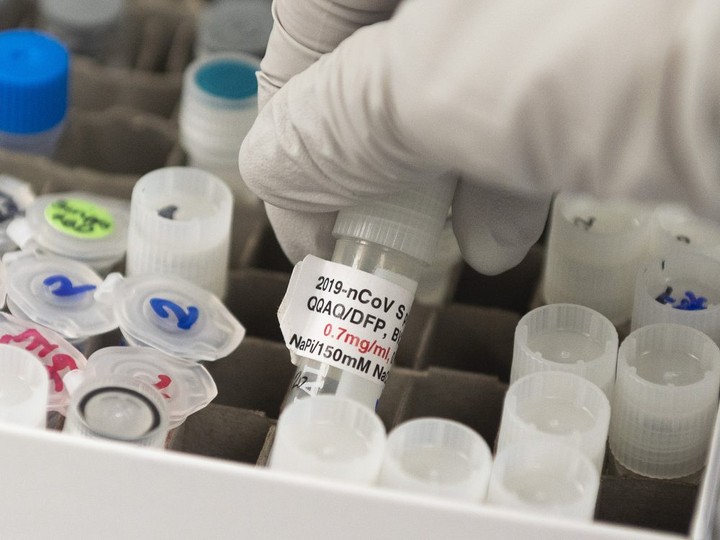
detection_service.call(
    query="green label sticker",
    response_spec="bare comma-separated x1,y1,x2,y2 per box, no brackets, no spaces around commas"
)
44,198,114,239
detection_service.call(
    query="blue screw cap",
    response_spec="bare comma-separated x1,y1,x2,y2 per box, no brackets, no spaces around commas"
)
0,29,69,134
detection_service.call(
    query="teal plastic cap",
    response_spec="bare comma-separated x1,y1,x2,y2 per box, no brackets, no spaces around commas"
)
0,29,69,134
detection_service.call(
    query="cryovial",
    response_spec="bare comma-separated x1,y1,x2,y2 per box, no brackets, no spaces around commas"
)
95,272,245,363
650,203,720,260
6,191,130,274
63,374,169,447
632,252,720,344
487,441,600,521
3,251,118,356
609,323,720,479
37,0,125,64
543,192,652,325
511,303,619,397
0,29,69,157
377,417,493,502
126,167,233,299
496,371,611,471
0,312,87,414
0,344,49,429
0,175,35,256
195,0,272,59
85,346,217,429
179,54,261,205
279,175,456,410
269,395,386,485
414,216,463,306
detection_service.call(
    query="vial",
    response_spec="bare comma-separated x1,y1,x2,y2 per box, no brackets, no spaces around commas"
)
179,54,260,205
0,29,69,157
37,0,125,64
196,0,272,59
63,375,169,447
280,176,456,410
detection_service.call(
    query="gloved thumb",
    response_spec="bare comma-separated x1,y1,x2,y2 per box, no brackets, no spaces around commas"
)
452,180,552,275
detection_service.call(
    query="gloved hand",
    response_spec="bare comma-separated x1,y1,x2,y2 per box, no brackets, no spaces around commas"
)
240,0,720,273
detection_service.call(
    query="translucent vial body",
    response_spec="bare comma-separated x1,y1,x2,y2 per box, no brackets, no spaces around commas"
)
280,178,456,411
283,237,422,410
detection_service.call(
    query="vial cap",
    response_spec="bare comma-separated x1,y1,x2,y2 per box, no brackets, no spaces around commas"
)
0,343,48,428
8,192,130,271
0,29,69,134
3,251,117,340
196,0,272,58
333,174,457,264
63,374,169,447
95,273,245,361
378,418,493,502
0,312,87,413
86,346,217,428
126,167,233,299
632,252,720,344
38,0,124,29
609,323,720,479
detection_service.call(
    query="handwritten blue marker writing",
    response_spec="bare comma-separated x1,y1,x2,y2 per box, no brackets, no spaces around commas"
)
149,298,199,330
43,275,97,297
655,287,708,311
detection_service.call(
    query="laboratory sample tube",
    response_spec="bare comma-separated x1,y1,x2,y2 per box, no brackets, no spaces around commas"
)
377,418,493,502
0,29,69,157
487,441,600,521
279,175,456,410
269,395,386,484
650,203,720,259
195,0,272,59
631,252,720,344
609,323,720,479
510,303,618,397
126,167,233,299
496,372,610,471
37,0,124,64
414,216,463,306
0,175,34,256
5,191,130,275
542,192,653,325
179,53,260,205
0,344,49,428
63,374,169,447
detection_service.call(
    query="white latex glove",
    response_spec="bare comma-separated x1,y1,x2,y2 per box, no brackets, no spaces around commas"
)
241,0,720,273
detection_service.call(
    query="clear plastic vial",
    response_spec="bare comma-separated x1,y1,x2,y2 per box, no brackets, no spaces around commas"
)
37,0,125,64
282,177,456,410
0,29,69,157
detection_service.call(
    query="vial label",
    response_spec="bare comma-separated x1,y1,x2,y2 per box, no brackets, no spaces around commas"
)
44,198,115,239
279,255,415,385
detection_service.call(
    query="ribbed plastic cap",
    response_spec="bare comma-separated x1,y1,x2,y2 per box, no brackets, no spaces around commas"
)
609,323,720,479
632,253,720,344
497,372,610,471
378,418,492,502
0,343,48,428
510,303,619,397
196,0,272,58
487,441,600,521
63,374,169,447
39,0,123,27
0,30,69,134
269,395,387,485
333,175,457,264
542,192,653,325
126,167,233,299
650,204,720,258
179,55,259,200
